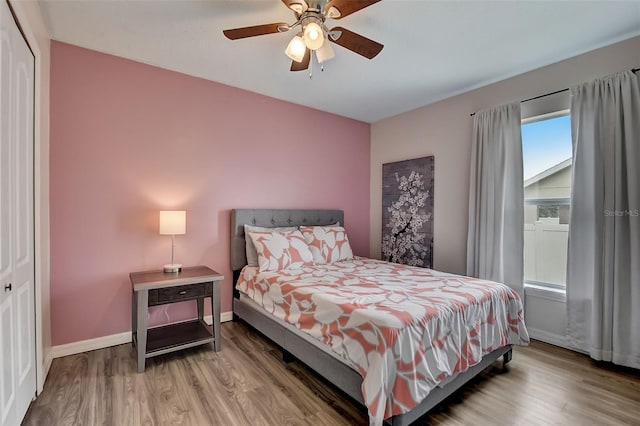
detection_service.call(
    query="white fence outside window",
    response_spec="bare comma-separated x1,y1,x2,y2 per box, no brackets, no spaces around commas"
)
524,218,569,287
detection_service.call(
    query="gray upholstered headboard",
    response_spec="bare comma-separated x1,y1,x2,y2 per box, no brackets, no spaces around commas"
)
230,209,344,272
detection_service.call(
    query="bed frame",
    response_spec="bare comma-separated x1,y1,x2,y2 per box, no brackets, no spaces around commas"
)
231,209,512,425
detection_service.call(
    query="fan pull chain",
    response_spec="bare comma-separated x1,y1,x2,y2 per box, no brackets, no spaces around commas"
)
316,50,325,73
309,54,313,79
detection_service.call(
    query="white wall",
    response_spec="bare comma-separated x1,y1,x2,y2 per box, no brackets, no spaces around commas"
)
9,0,51,392
524,286,567,348
370,36,640,346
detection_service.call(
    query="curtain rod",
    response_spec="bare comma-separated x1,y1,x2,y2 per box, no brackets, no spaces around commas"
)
469,67,640,117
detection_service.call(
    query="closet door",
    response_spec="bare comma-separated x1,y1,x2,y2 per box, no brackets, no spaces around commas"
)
0,1,36,425
0,2,17,422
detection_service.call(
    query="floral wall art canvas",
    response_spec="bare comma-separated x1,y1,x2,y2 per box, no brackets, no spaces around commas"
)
382,156,434,268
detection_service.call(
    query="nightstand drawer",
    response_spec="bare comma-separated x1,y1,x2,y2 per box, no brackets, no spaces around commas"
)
151,283,205,304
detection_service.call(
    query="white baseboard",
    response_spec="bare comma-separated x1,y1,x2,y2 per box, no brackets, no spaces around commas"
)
52,331,133,359
52,310,234,359
528,327,569,350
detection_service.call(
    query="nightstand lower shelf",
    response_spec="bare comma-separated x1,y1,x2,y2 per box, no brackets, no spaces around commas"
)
144,320,214,357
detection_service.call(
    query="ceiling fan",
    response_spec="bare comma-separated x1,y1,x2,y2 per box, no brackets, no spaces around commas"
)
223,0,383,72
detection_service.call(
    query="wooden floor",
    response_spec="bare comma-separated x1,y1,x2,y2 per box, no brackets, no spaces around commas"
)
24,321,640,426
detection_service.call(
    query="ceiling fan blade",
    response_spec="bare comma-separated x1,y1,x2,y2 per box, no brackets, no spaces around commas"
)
223,23,289,40
328,26,383,59
325,0,381,19
281,0,308,14
290,48,311,71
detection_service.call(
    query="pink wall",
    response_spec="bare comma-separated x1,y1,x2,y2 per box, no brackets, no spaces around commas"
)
50,41,370,346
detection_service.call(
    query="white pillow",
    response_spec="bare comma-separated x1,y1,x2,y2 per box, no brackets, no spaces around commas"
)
325,221,341,227
244,224,297,267
299,225,354,264
248,230,314,272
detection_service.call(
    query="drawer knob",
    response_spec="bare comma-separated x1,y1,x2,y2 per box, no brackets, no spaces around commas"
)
179,290,187,295
4,283,11,292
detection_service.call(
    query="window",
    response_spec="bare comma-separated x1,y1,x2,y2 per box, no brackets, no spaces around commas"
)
522,112,572,288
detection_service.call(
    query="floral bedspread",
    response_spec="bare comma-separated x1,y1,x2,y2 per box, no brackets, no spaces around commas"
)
236,257,529,425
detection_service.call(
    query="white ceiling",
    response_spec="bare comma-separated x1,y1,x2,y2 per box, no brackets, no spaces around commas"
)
38,0,640,123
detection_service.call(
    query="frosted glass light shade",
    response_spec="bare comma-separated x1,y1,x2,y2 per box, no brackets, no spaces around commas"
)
303,22,324,50
316,40,335,63
285,35,306,62
159,210,186,235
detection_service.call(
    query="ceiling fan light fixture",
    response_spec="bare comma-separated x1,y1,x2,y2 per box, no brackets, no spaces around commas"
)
316,40,335,63
223,0,384,72
303,22,324,50
285,35,306,63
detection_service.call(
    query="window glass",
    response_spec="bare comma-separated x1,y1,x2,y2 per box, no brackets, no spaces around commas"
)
522,114,572,288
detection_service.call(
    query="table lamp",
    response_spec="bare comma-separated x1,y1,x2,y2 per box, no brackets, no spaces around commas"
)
159,210,186,273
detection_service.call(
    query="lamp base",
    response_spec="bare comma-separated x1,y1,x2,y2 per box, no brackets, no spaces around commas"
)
163,263,182,273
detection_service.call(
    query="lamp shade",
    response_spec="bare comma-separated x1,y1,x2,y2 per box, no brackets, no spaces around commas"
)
159,210,186,235
285,35,306,62
303,22,324,50
316,40,335,63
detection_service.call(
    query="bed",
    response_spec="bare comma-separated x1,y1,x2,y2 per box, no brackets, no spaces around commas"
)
231,209,529,425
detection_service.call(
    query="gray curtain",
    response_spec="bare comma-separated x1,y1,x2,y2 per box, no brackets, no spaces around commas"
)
567,70,640,369
467,103,524,298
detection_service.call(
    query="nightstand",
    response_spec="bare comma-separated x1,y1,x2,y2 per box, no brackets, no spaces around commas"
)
130,265,224,373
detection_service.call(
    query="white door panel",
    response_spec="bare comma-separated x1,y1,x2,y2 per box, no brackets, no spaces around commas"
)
15,280,33,419
0,5,16,425
0,1,36,425
15,60,33,270
11,4,36,423
0,15,13,290
0,296,16,426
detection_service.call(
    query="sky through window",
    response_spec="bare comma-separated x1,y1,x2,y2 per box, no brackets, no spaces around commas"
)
522,114,572,181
